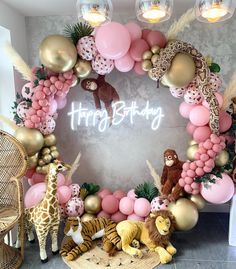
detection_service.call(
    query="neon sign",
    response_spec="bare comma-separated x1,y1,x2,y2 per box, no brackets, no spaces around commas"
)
67,101,164,132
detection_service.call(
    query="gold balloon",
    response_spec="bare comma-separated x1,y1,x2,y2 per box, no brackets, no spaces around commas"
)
74,59,92,78
189,194,206,210
188,140,198,146
151,45,160,54
160,74,171,87
36,166,43,174
43,154,52,164
84,195,102,214
71,77,80,87
81,213,96,222
186,144,199,161
51,150,60,159
39,34,77,73
42,147,51,155
164,53,196,88
28,153,39,168
41,165,49,174
215,150,229,167
38,159,46,167
50,146,57,151
14,127,44,156
142,50,153,60
151,54,160,65
142,60,153,71
168,198,199,231
44,134,57,147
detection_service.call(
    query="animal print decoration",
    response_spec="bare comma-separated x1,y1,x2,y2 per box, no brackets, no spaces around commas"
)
150,40,220,135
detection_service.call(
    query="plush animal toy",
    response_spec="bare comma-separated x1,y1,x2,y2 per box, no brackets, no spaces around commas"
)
60,217,122,261
161,149,184,201
81,75,120,124
116,210,176,264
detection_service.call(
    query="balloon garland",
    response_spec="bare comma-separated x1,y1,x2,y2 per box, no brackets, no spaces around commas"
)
2,10,236,233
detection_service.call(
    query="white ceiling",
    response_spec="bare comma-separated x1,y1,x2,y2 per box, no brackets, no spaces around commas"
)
2,0,196,17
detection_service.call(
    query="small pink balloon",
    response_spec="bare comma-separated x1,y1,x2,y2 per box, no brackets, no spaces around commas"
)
192,189,200,195
31,115,40,123
210,134,221,144
203,140,213,150
194,152,201,160
125,21,142,41
57,173,65,187
212,144,222,153
196,167,204,176
49,99,58,115
119,197,135,215
219,111,232,133
130,39,149,62
185,176,194,184
186,122,197,135
146,30,167,48
32,101,41,110
207,149,216,158
198,148,207,154
191,182,200,190
179,178,185,187
134,62,146,75
134,198,151,217
200,173,235,204
98,188,113,199
142,29,152,40
97,210,111,219
203,166,212,173
111,211,127,223
184,185,193,193
179,102,197,119
200,154,210,162
181,171,187,178
102,195,119,214
127,189,137,200
190,162,197,170
115,52,135,72
183,162,190,171
57,185,72,204
196,160,205,168
24,182,46,208
35,91,46,100
205,159,214,168
202,92,223,109
189,105,210,126
187,170,196,178
193,126,211,143
127,213,144,222
28,107,36,116
113,189,127,200
55,96,67,110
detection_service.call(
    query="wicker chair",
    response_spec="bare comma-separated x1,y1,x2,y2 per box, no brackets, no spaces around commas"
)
0,130,28,269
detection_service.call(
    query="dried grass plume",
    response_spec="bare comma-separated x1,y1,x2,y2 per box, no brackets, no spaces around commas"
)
66,152,82,182
146,160,162,195
0,115,19,131
223,71,236,110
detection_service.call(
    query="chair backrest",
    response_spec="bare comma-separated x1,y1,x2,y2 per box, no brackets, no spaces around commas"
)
0,130,28,208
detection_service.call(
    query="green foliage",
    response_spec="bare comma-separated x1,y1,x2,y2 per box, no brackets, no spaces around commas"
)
209,62,221,73
135,182,159,202
81,182,100,195
63,22,94,45
194,168,222,189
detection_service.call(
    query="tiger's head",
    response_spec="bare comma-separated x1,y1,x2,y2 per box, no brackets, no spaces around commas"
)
64,217,84,244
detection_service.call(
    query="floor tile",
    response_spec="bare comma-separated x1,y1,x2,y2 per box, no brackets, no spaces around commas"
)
175,260,236,269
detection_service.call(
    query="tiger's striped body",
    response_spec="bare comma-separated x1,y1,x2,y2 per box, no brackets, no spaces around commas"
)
60,217,121,261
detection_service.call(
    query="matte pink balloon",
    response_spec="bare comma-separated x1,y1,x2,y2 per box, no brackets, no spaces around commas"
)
127,213,144,222
98,188,113,199
24,182,46,208
146,30,167,48
95,22,131,60
202,92,223,109
134,198,151,217
25,168,36,178
57,186,72,204
115,52,135,72
219,111,232,133
130,39,149,62
119,197,134,215
113,189,127,200
179,102,196,119
102,195,119,214
127,189,137,200
196,167,204,176
184,185,193,193
193,126,211,143
57,173,65,187
125,22,142,41
200,173,235,204
55,96,67,110
189,105,210,126
97,210,111,219
49,99,58,115
111,211,127,223
134,62,146,75
186,122,197,135
142,29,152,40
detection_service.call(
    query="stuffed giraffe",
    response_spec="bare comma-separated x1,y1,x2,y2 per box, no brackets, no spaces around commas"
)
16,160,71,263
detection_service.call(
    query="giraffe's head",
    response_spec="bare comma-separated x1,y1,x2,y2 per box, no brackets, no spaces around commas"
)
48,160,71,176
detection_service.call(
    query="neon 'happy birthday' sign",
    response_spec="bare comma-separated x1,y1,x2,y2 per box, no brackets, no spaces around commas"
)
68,101,164,132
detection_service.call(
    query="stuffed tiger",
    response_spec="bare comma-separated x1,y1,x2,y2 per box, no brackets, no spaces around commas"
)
60,217,122,261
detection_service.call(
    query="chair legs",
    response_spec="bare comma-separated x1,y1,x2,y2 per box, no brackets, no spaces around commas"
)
19,214,25,260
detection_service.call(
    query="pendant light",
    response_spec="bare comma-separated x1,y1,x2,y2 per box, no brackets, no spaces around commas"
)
195,0,235,23
136,0,173,23
76,0,113,27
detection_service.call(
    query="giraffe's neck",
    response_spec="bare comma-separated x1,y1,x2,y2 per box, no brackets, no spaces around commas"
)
44,168,58,205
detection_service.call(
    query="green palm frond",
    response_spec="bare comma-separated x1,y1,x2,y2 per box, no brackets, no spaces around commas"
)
135,182,159,202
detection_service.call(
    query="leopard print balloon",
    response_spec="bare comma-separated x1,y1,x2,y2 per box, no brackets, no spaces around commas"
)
150,40,219,135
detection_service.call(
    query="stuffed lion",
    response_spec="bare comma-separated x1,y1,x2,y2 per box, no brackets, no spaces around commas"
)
116,210,176,264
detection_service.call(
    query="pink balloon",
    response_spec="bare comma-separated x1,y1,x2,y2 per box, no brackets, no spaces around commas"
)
119,197,135,215
219,111,232,133
55,96,67,110
193,126,211,143
184,185,193,193
146,30,167,48
95,22,131,59
98,188,113,199
113,189,127,200
57,173,65,187
202,92,223,109
115,52,135,72
49,99,58,115
69,184,81,197
25,168,36,178
195,167,204,177
102,195,119,214
134,198,151,217
142,29,152,41
57,186,72,204
179,102,197,119
22,82,34,99
111,211,127,223
200,173,235,204
66,197,84,217
127,213,144,222
130,39,149,62
127,189,137,200
186,122,197,135
97,210,111,219
24,182,46,208
134,62,146,75
125,21,142,41
189,105,210,126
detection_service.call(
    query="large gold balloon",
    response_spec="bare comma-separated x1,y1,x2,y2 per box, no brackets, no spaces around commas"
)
81,213,96,222
142,50,153,60
168,198,199,231
39,34,77,73
14,127,44,156
215,150,229,167
44,134,57,147
189,194,206,210
164,53,196,88
74,59,92,78
84,195,102,214
188,140,198,146
142,60,153,71
28,153,39,168
186,144,199,161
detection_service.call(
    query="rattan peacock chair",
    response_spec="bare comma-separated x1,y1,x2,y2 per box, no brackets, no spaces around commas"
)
0,130,28,269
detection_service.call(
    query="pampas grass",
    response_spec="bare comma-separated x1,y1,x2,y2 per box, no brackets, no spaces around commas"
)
167,8,196,40
223,71,236,110
66,152,82,182
0,115,19,131
146,160,162,195
4,42,33,81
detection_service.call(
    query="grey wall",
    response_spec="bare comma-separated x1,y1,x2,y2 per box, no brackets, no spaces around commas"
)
25,13,236,191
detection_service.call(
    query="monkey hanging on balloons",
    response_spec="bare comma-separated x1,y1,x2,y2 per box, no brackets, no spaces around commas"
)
81,75,120,125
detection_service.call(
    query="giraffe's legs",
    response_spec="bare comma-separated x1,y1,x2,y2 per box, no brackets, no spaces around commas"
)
35,226,49,263
50,223,60,254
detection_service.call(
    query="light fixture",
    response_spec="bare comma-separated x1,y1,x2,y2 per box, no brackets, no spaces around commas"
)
195,0,235,23
76,0,113,27
136,0,173,23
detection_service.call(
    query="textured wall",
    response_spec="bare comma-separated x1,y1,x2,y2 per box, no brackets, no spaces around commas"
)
25,13,236,190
